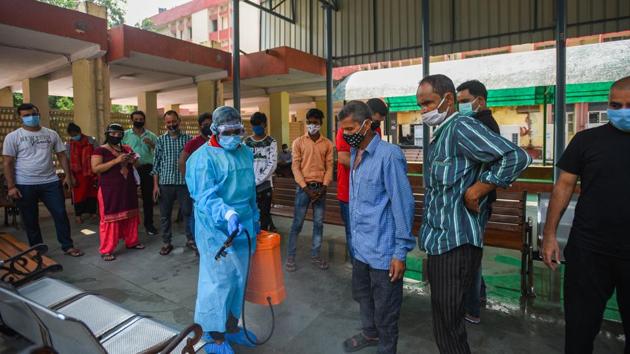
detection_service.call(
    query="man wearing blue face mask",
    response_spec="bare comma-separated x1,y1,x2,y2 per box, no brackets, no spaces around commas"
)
456,80,500,325
2,103,83,257
186,106,260,354
244,112,278,232
542,76,630,353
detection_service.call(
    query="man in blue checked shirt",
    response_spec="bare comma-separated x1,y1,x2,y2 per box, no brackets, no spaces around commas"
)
338,101,415,354
417,74,531,354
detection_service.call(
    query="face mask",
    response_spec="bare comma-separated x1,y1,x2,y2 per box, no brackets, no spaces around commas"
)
133,121,145,128
252,125,265,136
22,114,40,127
107,135,122,145
343,120,369,148
459,97,479,117
608,108,630,132
422,97,448,126
167,124,179,132
201,125,213,137
307,124,321,135
219,135,242,150
371,120,381,131
71,135,82,141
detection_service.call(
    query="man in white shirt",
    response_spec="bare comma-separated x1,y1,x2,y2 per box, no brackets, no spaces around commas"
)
2,103,83,256
244,112,278,232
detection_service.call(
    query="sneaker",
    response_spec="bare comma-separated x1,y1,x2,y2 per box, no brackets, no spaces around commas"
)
285,256,297,272
146,225,158,236
464,314,481,324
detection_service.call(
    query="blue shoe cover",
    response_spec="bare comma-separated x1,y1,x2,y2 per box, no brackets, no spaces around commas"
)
225,327,258,348
204,341,234,354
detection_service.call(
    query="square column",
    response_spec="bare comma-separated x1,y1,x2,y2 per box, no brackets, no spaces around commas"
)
315,99,330,139
22,77,49,127
197,80,223,115
138,91,159,133
269,91,290,145
72,58,110,139
0,87,12,107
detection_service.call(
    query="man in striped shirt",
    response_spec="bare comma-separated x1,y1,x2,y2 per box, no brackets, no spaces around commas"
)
417,74,531,354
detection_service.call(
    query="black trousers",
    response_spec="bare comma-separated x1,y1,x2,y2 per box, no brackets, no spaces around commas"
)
427,245,483,354
352,259,403,354
256,187,275,231
159,185,193,243
136,164,155,229
564,240,630,354
73,197,97,216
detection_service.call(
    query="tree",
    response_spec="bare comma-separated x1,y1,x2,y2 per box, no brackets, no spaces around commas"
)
38,0,126,27
135,18,155,32
111,104,137,113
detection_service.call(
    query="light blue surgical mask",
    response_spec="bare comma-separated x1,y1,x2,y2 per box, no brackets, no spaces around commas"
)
219,135,242,150
459,98,478,117
608,108,630,132
71,135,82,141
252,125,265,136
22,114,40,127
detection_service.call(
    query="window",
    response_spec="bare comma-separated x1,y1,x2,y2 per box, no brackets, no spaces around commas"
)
211,19,218,32
588,112,600,125
567,112,575,136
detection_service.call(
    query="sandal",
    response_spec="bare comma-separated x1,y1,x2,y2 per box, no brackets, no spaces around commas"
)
101,253,116,261
64,248,84,257
285,257,297,272
159,243,173,256
126,243,145,250
343,333,378,352
311,256,329,270
186,240,198,252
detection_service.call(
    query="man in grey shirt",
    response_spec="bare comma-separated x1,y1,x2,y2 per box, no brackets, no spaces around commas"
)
2,103,83,256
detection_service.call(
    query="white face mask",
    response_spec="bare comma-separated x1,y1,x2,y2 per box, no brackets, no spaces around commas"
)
422,97,448,126
307,124,321,135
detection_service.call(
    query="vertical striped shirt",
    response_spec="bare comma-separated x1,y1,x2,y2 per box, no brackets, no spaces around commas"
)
151,132,192,185
420,113,532,255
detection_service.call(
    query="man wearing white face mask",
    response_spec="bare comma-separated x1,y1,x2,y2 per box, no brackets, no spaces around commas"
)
285,108,334,272
416,74,531,353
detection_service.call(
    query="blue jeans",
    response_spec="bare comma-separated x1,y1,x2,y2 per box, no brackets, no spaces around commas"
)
15,181,74,251
339,201,353,259
287,187,325,258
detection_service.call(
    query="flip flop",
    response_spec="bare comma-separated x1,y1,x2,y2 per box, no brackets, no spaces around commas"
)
311,256,329,270
343,333,379,353
126,243,145,250
186,240,198,252
64,248,84,257
101,253,116,261
159,243,173,256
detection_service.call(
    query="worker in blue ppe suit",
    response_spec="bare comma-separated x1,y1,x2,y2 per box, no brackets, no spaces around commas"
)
186,106,260,354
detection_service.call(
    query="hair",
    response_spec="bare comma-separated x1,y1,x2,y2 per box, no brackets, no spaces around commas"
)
611,76,630,91
420,74,456,98
106,123,124,133
338,100,373,124
163,110,179,119
282,143,288,149
250,112,267,126
16,103,39,115
456,80,488,100
366,98,388,116
130,110,146,119
198,112,212,126
305,108,324,122
67,122,81,134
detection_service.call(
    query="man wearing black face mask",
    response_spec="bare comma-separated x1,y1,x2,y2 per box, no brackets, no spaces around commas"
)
339,101,415,354
123,110,159,236
366,98,388,135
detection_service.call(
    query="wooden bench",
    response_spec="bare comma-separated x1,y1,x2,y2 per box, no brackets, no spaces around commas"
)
0,233,62,287
271,177,534,296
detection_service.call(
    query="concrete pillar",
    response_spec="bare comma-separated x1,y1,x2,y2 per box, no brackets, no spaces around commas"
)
315,99,329,139
138,91,159,133
197,80,224,115
22,77,49,127
164,104,180,113
0,87,12,107
269,91,290,145
72,58,110,139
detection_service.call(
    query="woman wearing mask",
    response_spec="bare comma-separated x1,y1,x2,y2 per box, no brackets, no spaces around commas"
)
66,123,98,224
91,123,144,261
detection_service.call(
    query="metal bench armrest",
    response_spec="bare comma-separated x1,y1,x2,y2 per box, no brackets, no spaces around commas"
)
1,244,62,286
138,324,203,354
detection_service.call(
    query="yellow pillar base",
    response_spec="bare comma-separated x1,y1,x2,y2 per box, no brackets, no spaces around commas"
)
138,92,159,134
269,92,290,145
22,77,50,127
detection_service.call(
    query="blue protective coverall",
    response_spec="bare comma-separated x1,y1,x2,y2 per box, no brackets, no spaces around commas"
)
185,142,259,333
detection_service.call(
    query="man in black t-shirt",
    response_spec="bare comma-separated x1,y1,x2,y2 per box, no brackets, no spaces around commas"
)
542,76,630,353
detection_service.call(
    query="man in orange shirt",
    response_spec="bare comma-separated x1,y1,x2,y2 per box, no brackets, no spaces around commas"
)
285,108,334,272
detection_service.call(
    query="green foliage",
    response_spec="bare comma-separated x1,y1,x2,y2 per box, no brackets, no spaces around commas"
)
135,18,155,31
13,93,23,107
38,0,126,27
111,104,137,113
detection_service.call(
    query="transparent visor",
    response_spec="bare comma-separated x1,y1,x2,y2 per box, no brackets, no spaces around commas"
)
216,124,245,137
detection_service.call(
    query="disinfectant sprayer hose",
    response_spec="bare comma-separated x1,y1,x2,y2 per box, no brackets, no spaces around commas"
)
241,229,275,346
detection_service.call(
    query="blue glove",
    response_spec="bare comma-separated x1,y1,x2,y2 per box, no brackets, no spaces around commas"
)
227,214,241,236
254,221,261,235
